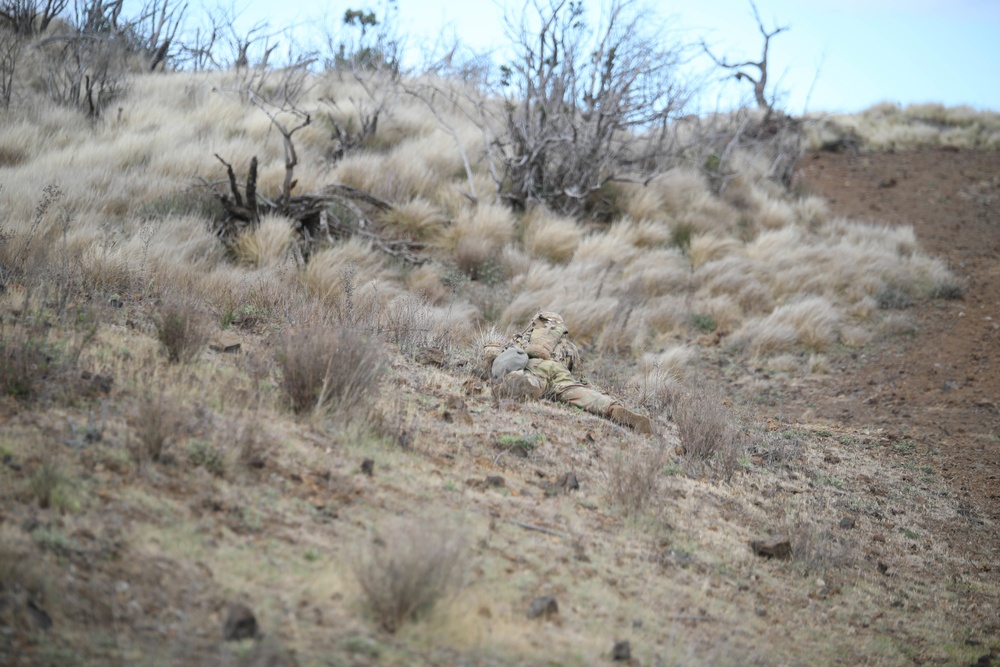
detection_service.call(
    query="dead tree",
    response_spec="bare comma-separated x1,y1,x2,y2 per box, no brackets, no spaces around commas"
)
0,0,68,35
203,97,424,265
492,0,691,215
700,0,788,114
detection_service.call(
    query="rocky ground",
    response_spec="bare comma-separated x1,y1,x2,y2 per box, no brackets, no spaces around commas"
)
0,147,998,666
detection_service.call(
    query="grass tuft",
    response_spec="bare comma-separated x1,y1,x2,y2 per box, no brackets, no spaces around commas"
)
606,439,667,517
353,515,466,633
672,384,745,481
154,298,209,363
276,324,385,416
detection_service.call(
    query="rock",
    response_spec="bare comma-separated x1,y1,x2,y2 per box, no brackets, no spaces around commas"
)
839,516,856,529
750,535,791,560
223,603,259,641
526,596,558,620
210,332,243,353
360,459,374,477
612,640,632,661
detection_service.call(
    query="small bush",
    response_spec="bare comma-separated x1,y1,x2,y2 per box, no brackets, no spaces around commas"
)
130,390,183,465
690,313,717,333
276,324,385,416
606,440,667,517
353,516,466,633
672,384,745,481
0,320,52,399
154,299,208,363
187,440,225,477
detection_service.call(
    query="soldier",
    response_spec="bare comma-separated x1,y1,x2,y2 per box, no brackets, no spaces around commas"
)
484,312,654,435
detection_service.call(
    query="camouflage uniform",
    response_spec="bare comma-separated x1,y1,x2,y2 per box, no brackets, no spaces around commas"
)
484,312,653,434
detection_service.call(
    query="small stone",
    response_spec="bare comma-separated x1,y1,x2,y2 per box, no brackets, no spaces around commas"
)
612,640,631,661
750,535,791,560
223,603,259,641
360,459,375,477
526,596,558,620
839,516,856,529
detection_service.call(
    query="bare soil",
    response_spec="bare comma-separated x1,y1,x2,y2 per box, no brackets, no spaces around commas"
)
793,148,1000,531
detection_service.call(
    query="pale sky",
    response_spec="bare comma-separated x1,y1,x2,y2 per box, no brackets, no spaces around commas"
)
168,0,1000,115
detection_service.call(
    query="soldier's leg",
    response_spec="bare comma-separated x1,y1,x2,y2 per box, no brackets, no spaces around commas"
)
537,360,654,434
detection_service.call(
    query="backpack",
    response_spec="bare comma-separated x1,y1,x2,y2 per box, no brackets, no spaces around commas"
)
513,312,580,371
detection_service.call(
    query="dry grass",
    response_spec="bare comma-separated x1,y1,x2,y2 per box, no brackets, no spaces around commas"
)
520,206,581,264
672,384,745,481
231,215,295,268
353,515,466,633
605,438,668,517
153,297,209,364
129,389,184,466
276,324,385,416
0,318,53,400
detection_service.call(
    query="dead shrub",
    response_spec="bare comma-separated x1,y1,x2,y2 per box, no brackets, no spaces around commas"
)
673,384,745,481
154,298,208,363
606,439,668,517
276,325,385,416
353,515,466,633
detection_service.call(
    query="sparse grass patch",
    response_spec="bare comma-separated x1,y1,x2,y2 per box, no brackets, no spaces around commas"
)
606,439,667,517
784,514,856,576
353,515,466,633
748,427,802,468
276,324,386,417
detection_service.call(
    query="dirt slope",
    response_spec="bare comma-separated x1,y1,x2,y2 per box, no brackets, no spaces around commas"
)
794,147,1000,541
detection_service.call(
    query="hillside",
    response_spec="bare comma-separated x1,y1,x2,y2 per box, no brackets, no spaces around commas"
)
0,63,998,666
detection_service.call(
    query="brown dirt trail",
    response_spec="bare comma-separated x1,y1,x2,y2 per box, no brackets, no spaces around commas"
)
794,147,1000,531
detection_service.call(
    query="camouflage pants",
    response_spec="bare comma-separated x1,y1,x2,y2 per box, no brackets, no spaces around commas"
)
504,359,615,417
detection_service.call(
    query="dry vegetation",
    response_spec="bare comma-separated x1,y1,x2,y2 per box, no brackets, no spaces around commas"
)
0,3,997,666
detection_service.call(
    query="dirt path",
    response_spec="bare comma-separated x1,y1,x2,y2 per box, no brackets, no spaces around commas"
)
793,147,1000,534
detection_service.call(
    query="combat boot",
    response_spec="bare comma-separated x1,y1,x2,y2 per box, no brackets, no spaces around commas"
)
609,404,654,435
